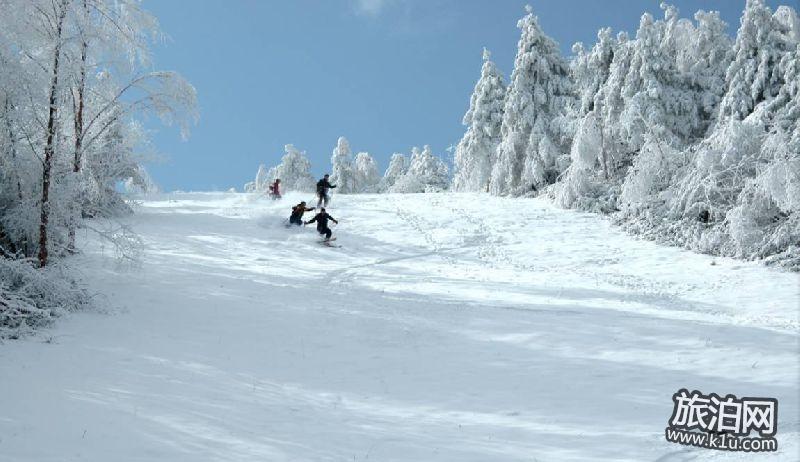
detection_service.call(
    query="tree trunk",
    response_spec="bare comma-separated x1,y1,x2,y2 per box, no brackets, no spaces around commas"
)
73,42,86,174
3,98,22,201
38,1,68,268
68,2,88,253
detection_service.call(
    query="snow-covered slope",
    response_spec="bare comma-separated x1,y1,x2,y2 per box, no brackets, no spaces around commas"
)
0,192,797,461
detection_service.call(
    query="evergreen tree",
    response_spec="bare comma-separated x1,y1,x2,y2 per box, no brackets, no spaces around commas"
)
597,31,635,169
619,5,702,151
451,48,506,192
380,153,408,192
561,26,618,199
686,9,733,130
246,145,315,193
354,151,380,193
718,0,794,121
274,144,316,192
330,136,356,193
490,5,573,195
391,146,449,193
572,28,616,117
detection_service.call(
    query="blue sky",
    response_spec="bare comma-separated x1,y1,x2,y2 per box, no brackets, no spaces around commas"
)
142,0,785,191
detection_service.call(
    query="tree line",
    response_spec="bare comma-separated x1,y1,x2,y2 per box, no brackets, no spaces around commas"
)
451,1,798,269
244,137,449,194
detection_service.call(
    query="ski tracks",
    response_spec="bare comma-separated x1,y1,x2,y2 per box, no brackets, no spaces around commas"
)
388,195,764,330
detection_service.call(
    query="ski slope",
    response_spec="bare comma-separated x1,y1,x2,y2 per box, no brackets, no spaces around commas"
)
0,191,798,461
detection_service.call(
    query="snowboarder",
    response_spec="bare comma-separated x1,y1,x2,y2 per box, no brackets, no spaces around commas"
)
316,174,336,208
268,179,282,200
305,207,338,241
288,201,314,226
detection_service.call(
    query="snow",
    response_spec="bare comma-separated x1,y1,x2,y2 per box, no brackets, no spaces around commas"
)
1,191,798,461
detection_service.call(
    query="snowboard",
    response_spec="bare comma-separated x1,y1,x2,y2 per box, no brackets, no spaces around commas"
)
320,237,340,247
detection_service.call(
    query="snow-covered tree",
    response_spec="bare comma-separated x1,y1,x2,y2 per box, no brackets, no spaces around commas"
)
572,28,616,118
380,153,408,192
686,9,733,129
81,118,144,218
560,27,618,200
619,135,681,213
246,144,315,193
451,48,506,192
330,136,357,193
353,152,380,193
619,5,702,152
1,0,196,335
539,1,797,267
718,0,795,121
724,126,799,263
391,146,449,193
123,165,159,195
275,144,316,192
554,111,607,209
596,31,635,170
490,5,573,195
556,4,732,211
608,1,798,268
0,0,196,267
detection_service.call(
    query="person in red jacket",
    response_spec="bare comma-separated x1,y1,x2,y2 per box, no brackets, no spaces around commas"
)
268,179,281,199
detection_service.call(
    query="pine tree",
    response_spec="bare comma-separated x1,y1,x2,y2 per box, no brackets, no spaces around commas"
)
651,1,800,266
572,28,616,117
565,27,618,188
330,136,356,193
723,41,799,261
353,151,380,193
452,48,506,192
274,144,316,192
246,145,316,193
380,153,407,192
767,42,799,129
597,31,634,168
687,9,733,130
555,111,605,209
490,5,573,195
718,0,794,121
619,5,702,151
391,146,449,193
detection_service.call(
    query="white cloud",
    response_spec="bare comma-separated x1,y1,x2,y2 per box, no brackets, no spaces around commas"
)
352,0,391,17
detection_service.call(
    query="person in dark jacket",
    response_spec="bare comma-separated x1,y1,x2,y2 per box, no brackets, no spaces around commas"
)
305,208,338,240
289,201,314,226
316,174,337,208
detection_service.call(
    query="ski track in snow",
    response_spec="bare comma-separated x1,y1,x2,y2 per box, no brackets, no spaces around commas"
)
0,191,797,462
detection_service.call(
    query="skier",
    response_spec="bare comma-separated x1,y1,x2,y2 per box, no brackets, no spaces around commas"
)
316,174,336,208
288,201,314,226
268,179,282,199
305,207,338,241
